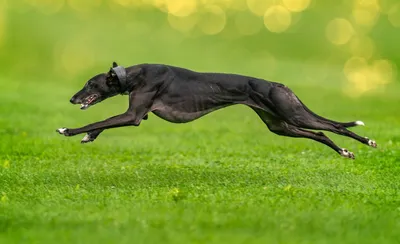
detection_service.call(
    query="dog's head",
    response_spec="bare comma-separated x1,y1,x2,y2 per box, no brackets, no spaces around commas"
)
69,62,129,110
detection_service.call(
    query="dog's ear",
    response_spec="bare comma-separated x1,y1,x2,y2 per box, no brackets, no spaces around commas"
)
106,67,117,78
106,68,118,86
112,62,118,68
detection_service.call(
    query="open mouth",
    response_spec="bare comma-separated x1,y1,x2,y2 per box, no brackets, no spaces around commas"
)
80,94,99,110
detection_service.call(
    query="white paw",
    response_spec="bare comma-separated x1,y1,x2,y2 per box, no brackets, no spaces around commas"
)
340,148,355,159
81,134,92,143
368,139,377,148
57,128,67,134
355,121,365,126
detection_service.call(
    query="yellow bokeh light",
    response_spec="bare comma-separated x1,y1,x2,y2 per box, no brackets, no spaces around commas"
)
348,71,369,88
197,5,226,35
247,0,274,16
343,57,395,96
388,3,400,27
357,0,379,7
351,0,380,27
372,59,395,84
352,9,378,26
149,0,163,7
234,11,262,36
344,56,368,80
263,5,292,33
325,18,354,45
168,13,198,32
344,67,372,97
68,0,101,13
282,0,311,12
165,0,197,17
349,35,375,60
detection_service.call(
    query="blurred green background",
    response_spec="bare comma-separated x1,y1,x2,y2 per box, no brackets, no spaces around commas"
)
2,1,400,243
0,0,399,97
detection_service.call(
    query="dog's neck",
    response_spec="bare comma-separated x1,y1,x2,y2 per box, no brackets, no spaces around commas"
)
120,65,143,95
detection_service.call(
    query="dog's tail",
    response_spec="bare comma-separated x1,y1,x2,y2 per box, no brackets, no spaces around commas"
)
299,99,365,128
339,120,365,127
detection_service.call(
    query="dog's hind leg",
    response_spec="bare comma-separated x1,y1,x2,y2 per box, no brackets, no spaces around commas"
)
252,108,355,159
306,124,377,148
264,85,377,148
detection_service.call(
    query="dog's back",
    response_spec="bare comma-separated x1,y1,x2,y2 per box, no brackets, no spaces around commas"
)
141,64,280,98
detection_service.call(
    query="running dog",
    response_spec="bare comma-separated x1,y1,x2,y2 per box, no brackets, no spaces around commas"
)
56,62,377,159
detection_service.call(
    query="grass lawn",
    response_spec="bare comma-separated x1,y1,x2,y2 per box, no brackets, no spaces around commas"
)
1,75,400,244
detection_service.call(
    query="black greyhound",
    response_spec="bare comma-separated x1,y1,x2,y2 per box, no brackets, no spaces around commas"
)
57,62,377,159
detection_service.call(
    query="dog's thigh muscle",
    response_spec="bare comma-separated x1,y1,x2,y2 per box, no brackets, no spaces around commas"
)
268,86,308,121
264,86,377,148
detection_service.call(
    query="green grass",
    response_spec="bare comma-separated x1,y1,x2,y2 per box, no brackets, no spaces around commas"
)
1,74,400,244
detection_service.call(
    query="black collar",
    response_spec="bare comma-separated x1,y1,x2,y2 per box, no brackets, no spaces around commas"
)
111,65,128,94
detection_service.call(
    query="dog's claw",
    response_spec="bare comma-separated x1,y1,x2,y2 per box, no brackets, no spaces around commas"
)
340,148,355,159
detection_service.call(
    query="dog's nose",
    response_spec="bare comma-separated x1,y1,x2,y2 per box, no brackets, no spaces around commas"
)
70,96,76,104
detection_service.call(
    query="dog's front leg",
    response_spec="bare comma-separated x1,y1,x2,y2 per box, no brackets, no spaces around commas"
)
79,114,149,143
56,112,142,137
57,89,157,140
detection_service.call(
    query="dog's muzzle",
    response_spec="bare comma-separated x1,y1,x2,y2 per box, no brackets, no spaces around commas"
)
70,94,99,110
70,96,78,104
